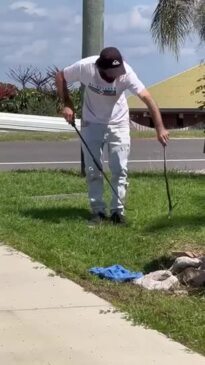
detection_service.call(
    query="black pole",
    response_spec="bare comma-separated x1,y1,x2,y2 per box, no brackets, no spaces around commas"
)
71,121,125,207
163,146,177,218
163,146,173,215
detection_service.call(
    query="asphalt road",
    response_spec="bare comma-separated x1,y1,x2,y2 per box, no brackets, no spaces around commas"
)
0,138,204,172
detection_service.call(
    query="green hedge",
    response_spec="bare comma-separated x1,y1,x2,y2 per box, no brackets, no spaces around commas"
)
0,85,81,118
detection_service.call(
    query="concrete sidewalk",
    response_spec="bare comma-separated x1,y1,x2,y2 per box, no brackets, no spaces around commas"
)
0,245,204,365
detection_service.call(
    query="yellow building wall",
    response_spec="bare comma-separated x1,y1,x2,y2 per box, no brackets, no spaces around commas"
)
128,64,205,110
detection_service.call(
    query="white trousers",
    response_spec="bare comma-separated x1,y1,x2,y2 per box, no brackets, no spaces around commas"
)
81,122,130,215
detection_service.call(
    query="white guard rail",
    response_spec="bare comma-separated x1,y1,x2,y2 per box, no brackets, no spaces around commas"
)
0,113,81,132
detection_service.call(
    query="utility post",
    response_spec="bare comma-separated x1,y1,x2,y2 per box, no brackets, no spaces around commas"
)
81,0,104,175
82,0,104,58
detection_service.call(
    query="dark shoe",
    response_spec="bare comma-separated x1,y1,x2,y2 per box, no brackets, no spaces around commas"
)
88,212,107,227
110,212,126,225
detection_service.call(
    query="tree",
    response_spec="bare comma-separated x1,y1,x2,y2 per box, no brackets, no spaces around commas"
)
151,0,205,144
191,72,205,110
151,0,205,56
29,69,50,91
46,65,60,93
4,64,82,117
7,65,34,89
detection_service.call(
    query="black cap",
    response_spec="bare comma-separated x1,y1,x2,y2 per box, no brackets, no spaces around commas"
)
96,47,126,78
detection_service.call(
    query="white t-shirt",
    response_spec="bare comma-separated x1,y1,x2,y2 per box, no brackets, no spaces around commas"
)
63,56,145,125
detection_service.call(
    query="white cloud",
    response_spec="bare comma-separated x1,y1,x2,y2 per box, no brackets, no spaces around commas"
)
135,4,155,17
0,21,34,33
74,15,82,25
130,6,150,30
106,5,152,33
48,7,78,22
9,1,46,17
0,34,29,47
124,45,155,59
62,37,72,45
0,1,202,86
4,39,48,63
181,47,196,56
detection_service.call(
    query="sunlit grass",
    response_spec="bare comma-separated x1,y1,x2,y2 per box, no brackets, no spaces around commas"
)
0,170,204,354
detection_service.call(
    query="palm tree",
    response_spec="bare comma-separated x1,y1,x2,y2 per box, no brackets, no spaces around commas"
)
151,0,205,56
151,0,205,138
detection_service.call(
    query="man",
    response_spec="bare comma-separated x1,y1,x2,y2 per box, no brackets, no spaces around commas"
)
55,47,169,225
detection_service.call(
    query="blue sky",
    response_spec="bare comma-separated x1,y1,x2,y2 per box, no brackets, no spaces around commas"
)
0,0,204,87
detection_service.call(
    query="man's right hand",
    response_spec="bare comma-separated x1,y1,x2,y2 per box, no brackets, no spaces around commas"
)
157,127,169,146
62,107,74,124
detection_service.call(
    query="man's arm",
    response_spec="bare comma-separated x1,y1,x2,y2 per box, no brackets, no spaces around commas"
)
55,71,75,123
138,88,169,146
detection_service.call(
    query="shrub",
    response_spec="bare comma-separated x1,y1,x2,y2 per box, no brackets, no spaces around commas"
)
19,89,59,116
0,83,18,100
2,64,83,117
0,83,19,112
3,88,59,116
71,88,81,118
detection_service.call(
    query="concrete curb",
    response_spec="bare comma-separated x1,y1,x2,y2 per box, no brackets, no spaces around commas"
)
0,245,204,365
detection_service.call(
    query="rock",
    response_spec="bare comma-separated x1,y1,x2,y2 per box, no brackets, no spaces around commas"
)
177,267,197,286
170,256,201,274
171,251,197,258
134,270,179,291
199,256,205,270
178,268,205,287
188,270,205,287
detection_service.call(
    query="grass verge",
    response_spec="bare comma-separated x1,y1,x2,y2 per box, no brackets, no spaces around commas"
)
0,170,204,354
131,129,205,139
0,128,204,142
0,131,77,142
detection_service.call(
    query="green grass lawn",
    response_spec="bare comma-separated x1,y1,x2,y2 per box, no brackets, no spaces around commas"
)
130,129,205,139
0,170,204,354
0,131,76,142
0,128,204,141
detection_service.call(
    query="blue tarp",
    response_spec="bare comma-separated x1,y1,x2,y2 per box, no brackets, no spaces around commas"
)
89,264,144,282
